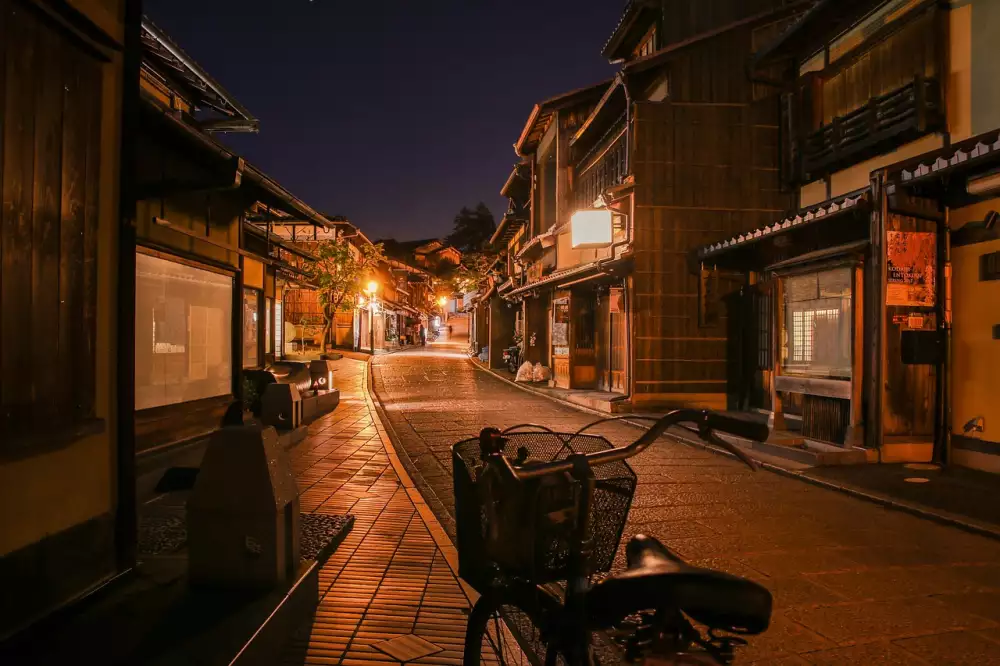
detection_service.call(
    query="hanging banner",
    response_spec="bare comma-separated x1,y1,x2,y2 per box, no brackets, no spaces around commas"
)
886,231,936,307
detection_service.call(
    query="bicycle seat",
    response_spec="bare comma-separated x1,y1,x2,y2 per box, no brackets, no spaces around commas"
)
586,535,772,634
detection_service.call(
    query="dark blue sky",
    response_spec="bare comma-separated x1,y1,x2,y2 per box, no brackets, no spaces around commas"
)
144,0,622,240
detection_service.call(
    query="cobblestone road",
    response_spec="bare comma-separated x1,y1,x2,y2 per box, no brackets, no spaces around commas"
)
372,342,1000,665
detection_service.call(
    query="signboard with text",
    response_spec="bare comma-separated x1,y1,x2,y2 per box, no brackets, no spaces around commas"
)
886,231,936,307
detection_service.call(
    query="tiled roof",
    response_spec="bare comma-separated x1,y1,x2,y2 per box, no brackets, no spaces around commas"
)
892,129,1000,186
698,188,869,260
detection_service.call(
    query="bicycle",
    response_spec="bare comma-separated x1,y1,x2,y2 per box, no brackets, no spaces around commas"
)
452,409,773,666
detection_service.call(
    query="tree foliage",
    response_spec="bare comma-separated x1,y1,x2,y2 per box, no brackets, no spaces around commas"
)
438,251,496,296
305,238,386,346
447,203,496,253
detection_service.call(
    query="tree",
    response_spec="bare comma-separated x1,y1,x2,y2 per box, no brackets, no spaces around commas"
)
439,251,496,297
447,203,496,253
305,238,386,349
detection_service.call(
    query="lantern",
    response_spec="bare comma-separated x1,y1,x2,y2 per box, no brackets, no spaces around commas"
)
571,209,613,249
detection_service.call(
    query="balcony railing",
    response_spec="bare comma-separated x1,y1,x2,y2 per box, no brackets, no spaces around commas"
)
574,116,628,209
797,77,942,182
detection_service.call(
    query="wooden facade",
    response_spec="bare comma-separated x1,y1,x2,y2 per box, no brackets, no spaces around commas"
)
132,20,333,452
692,0,1000,465
0,0,138,639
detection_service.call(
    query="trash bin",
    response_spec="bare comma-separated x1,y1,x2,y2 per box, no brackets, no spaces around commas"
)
187,424,300,588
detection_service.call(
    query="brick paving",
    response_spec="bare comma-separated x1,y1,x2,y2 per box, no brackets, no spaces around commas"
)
372,341,1000,665
282,357,497,666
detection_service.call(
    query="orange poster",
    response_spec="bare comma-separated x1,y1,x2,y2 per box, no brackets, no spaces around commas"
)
886,231,936,307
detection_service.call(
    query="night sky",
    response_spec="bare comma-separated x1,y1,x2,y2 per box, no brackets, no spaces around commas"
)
143,0,622,241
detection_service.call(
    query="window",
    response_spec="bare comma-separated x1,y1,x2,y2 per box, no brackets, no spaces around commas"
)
636,27,657,58
781,268,852,379
136,253,233,410
243,288,260,368
274,299,283,359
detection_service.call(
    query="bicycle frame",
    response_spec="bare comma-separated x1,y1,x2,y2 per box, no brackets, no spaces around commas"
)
476,409,771,666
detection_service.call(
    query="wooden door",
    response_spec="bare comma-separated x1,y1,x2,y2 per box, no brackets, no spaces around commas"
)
596,293,610,391
571,290,597,389
552,294,570,388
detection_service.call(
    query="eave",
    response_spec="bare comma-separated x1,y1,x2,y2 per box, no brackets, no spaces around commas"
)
139,97,331,229
500,161,531,201
602,0,658,62
489,213,527,250
571,78,625,148
141,17,259,133
696,188,871,271
626,2,813,79
750,0,886,73
514,80,613,157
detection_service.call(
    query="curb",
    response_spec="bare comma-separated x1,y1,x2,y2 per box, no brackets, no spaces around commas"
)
469,358,1000,543
361,358,480,604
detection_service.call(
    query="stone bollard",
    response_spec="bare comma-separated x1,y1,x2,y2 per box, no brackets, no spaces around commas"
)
187,424,300,588
261,383,303,431
309,360,336,392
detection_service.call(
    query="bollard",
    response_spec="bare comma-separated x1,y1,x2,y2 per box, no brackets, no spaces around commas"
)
187,424,300,588
261,383,303,431
309,360,336,391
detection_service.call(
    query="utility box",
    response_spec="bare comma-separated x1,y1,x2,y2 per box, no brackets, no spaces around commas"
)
187,425,300,588
309,360,336,391
261,383,303,430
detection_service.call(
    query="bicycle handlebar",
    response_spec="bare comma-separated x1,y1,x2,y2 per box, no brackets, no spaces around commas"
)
482,409,768,482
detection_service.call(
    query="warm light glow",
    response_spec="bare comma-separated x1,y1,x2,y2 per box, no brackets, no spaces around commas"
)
357,296,367,307
366,280,379,294
571,209,613,249
437,296,448,307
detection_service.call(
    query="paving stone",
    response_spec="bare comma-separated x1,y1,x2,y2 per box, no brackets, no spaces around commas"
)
801,640,927,665
894,631,1000,665
370,342,1000,661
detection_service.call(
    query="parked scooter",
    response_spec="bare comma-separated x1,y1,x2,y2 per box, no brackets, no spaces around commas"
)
502,344,522,374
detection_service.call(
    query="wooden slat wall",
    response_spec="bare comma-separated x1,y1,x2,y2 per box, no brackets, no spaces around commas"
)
820,8,938,127
0,1,102,437
657,0,802,49
630,26,793,404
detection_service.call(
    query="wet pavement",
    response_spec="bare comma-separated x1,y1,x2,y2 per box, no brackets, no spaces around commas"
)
372,340,1000,665
282,356,498,666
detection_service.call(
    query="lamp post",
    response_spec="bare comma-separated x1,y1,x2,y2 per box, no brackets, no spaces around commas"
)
365,281,379,354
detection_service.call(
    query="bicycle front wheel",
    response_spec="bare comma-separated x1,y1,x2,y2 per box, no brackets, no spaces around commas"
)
463,582,568,666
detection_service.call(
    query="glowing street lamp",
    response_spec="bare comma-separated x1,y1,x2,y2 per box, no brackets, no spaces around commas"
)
570,208,613,249
366,280,379,295
437,296,448,307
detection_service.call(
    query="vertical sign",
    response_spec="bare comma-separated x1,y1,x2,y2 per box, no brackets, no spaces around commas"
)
886,231,936,307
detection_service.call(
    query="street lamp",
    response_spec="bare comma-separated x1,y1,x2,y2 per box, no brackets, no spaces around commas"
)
364,281,379,354
437,296,447,307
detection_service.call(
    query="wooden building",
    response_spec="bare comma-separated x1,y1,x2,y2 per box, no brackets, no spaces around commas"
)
133,19,334,452
495,0,799,411
698,0,1000,469
0,0,139,639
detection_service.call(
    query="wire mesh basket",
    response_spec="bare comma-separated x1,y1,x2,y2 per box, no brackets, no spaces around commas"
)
452,430,637,591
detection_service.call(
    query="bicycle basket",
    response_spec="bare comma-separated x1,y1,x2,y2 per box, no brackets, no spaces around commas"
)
452,431,636,591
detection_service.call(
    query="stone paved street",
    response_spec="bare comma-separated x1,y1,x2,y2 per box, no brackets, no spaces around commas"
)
282,356,497,666
372,341,1000,665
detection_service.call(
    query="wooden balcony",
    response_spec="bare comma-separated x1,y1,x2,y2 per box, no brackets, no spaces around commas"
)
796,77,942,182
574,116,628,209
